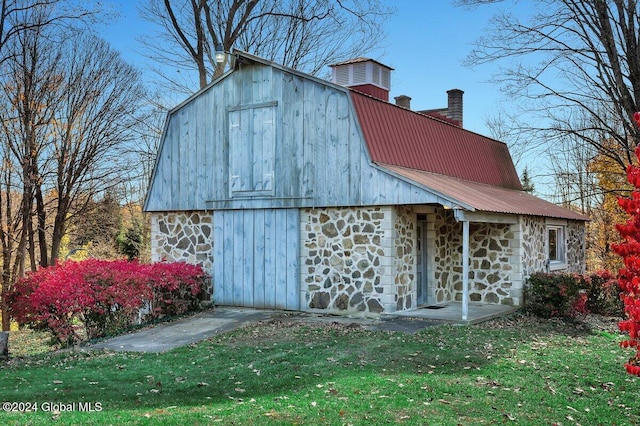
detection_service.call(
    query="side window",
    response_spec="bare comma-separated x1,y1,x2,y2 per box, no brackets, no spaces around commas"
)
229,104,276,197
546,224,566,269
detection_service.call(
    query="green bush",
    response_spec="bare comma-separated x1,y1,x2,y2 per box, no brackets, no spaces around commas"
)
525,271,622,319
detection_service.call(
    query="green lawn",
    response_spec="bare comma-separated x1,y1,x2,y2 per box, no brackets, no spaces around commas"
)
0,314,636,425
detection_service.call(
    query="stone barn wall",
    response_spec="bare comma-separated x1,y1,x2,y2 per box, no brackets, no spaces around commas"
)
429,208,523,306
150,211,214,298
300,205,416,316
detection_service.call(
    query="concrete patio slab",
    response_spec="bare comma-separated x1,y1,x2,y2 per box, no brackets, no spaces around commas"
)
389,302,520,325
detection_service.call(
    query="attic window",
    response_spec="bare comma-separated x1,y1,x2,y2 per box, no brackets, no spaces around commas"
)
228,102,277,197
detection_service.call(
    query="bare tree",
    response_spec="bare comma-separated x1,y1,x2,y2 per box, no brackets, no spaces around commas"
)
44,32,146,264
0,3,145,332
139,0,393,93
0,0,95,62
548,131,598,215
459,0,640,175
0,1,76,332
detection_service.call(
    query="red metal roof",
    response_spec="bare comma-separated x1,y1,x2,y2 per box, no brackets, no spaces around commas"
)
420,109,461,127
350,90,523,190
381,164,588,221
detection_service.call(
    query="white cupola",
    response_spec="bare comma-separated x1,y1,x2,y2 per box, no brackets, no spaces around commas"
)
329,58,393,101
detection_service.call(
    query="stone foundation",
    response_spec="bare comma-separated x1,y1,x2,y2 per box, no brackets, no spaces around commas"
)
520,216,586,276
521,216,546,276
393,206,416,311
147,207,585,315
150,211,213,298
430,209,462,303
468,222,517,305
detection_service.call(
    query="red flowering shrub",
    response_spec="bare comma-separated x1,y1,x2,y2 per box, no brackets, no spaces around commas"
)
5,259,208,346
141,261,208,319
612,141,640,376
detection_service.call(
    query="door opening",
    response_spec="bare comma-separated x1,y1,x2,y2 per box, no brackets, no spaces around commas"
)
416,215,428,306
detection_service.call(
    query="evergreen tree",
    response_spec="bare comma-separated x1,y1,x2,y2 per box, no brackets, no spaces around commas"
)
521,167,535,193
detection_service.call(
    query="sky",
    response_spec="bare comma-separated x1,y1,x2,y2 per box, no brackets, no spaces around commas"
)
102,1,512,134
99,0,545,183
369,1,504,136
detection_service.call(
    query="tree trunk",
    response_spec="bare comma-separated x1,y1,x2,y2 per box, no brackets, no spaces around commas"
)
49,211,66,264
0,331,8,358
35,184,47,267
1,297,9,332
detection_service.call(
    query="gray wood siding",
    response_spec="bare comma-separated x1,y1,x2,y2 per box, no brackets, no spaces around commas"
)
213,208,300,310
145,61,449,212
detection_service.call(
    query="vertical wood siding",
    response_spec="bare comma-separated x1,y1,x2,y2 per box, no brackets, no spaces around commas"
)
213,208,300,310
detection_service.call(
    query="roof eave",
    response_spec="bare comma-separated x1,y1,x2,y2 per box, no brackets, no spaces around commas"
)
371,163,476,212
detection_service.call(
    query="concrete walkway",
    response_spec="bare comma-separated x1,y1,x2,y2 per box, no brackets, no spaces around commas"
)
90,304,520,353
90,308,275,353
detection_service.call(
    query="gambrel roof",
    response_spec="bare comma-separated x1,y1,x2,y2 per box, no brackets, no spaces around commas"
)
144,50,588,221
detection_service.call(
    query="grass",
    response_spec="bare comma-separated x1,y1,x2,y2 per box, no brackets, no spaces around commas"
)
0,313,637,425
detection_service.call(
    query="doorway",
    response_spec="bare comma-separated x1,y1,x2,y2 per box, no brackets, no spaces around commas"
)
416,215,429,306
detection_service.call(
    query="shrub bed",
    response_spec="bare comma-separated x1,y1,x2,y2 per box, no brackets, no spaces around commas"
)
525,271,622,319
4,259,208,346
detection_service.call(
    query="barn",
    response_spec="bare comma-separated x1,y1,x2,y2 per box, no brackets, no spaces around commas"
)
144,50,587,319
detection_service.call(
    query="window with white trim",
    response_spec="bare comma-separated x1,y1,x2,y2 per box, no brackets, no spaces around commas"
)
546,224,566,270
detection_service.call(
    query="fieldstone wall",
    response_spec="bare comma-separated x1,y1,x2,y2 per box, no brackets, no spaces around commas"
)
431,209,462,303
566,220,586,273
300,205,416,316
520,216,586,276
520,215,546,276
468,222,518,305
394,206,416,311
150,211,213,298
430,209,521,306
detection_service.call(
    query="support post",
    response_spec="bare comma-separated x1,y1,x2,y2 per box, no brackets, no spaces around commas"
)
462,219,469,321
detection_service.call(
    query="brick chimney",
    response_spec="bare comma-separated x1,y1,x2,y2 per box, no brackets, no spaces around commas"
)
394,95,411,109
329,58,393,101
447,89,464,127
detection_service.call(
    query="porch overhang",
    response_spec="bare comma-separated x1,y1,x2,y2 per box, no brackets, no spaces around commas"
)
377,163,589,221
